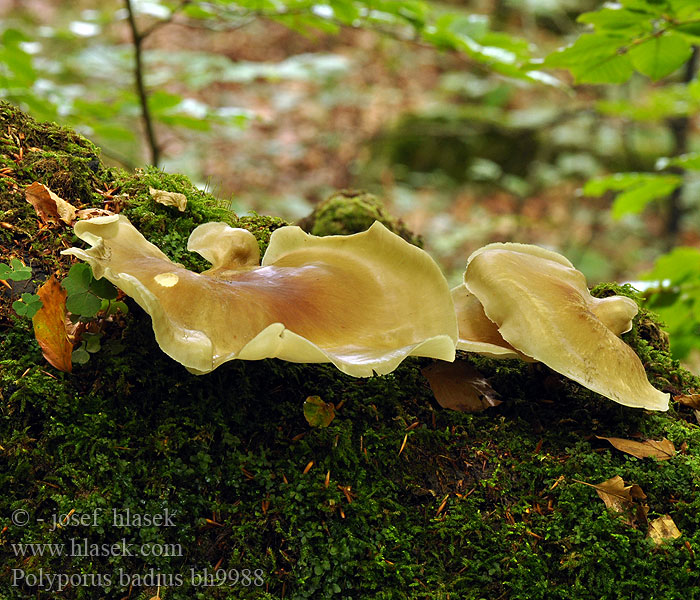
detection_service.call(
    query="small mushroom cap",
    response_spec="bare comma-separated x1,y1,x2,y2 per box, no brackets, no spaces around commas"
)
63,216,458,376
464,243,669,411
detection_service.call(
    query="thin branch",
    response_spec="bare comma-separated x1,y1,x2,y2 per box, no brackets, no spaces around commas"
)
125,0,160,167
140,0,192,39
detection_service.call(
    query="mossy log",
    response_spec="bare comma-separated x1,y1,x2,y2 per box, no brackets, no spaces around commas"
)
2,102,700,600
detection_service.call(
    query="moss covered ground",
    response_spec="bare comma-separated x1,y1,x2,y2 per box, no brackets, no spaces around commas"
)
2,102,700,599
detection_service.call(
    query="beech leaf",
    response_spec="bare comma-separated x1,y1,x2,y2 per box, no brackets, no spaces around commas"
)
422,360,500,412
32,276,73,372
149,187,187,211
577,476,648,526
675,394,700,409
647,515,682,546
596,436,675,461
303,395,335,427
25,182,77,225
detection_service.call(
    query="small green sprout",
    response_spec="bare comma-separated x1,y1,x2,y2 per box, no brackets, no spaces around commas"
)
62,263,118,318
61,263,127,366
0,258,32,281
72,332,103,365
12,292,42,318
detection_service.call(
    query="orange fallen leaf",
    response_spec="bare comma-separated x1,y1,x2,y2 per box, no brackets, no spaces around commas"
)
25,182,77,225
32,276,72,373
422,361,500,412
596,436,675,461
647,514,682,546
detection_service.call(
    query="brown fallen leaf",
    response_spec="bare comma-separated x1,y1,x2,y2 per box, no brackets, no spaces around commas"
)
149,187,187,211
647,515,682,546
25,182,77,225
576,476,648,526
596,436,675,461
303,395,335,427
675,394,700,409
32,276,72,373
422,360,500,413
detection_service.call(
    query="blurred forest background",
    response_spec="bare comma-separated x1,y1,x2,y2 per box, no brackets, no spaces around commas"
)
3,0,700,365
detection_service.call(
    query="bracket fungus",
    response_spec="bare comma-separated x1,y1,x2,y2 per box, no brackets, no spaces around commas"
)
62,215,458,376
458,242,669,411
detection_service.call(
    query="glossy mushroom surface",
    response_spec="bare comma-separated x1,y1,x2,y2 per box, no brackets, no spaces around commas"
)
63,215,458,376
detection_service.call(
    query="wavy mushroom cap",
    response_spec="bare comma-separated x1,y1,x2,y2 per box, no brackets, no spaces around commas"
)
463,242,669,411
63,215,458,376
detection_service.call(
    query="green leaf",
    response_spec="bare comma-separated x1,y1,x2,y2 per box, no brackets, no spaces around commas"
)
3,258,32,281
66,292,102,318
0,261,31,281
62,263,93,295
612,178,680,218
628,33,692,80
578,7,651,32
89,277,118,300
303,395,336,428
545,34,634,84
584,172,682,218
83,332,102,353
676,22,700,41
12,293,42,318
584,172,651,195
148,90,183,113
644,246,700,284
72,344,91,365
656,152,700,170
104,300,128,315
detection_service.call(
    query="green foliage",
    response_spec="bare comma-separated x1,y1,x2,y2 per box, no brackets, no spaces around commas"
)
583,173,683,219
0,0,543,171
12,292,42,318
0,258,32,281
545,1,700,84
642,248,700,359
545,0,700,356
0,260,43,318
62,263,118,318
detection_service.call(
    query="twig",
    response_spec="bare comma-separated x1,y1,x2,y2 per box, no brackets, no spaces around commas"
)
124,0,160,167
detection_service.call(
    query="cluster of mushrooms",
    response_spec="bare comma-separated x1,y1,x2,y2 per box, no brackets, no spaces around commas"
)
63,215,669,412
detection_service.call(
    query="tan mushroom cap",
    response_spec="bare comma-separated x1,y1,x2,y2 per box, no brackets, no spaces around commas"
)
62,215,458,376
463,242,669,411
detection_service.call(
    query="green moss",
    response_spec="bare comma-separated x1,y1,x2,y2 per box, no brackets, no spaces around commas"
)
298,189,421,246
4,102,700,600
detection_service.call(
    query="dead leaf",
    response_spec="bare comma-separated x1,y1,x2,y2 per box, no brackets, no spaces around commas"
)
577,476,648,525
32,276,72,373
303,395,335,427
149,187,187,211
647,515,682,546
675,394,700,409
422,360,500,412
596,436,675,461
25,182,77,225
